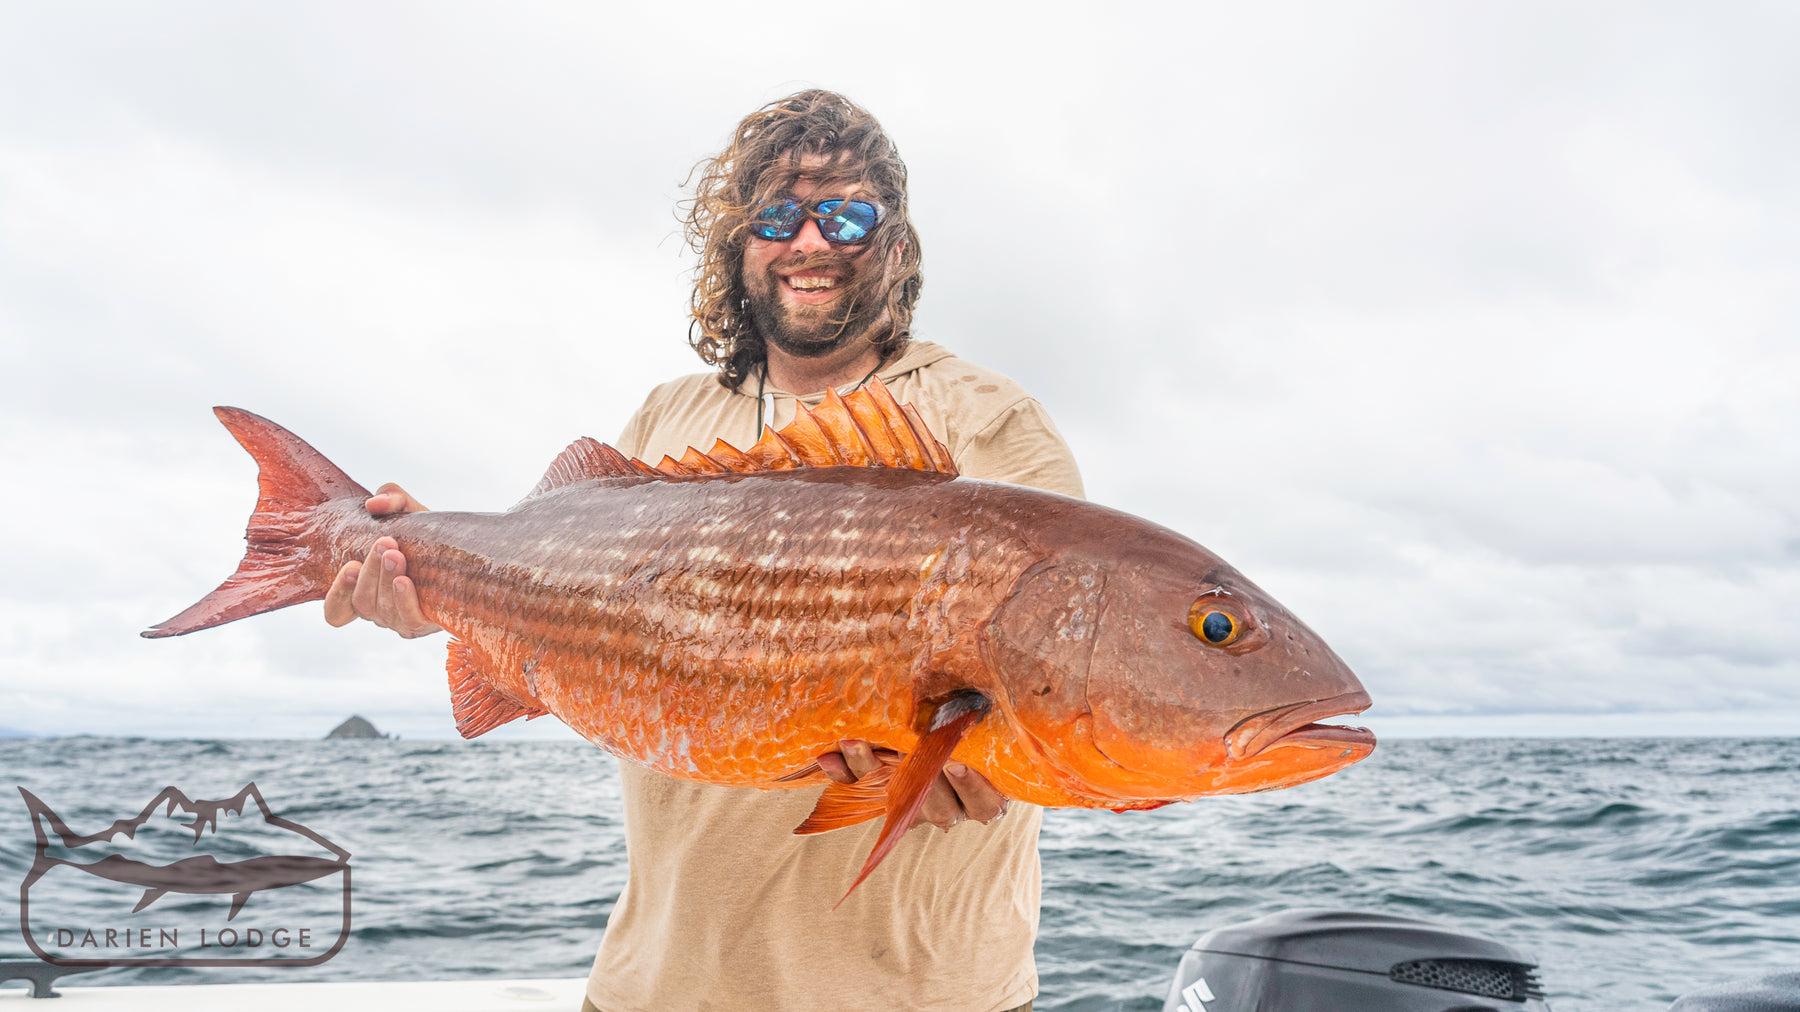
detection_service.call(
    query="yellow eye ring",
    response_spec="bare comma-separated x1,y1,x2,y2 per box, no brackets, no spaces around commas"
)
1188,603,1242,646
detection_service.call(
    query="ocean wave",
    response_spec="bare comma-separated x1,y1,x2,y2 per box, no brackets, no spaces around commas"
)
1,736,1795,1008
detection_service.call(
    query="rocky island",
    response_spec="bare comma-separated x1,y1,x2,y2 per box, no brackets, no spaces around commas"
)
324,715,386,740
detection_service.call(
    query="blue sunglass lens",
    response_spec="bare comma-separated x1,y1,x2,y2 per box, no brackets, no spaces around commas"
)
752,199,805,239
814,199,880,243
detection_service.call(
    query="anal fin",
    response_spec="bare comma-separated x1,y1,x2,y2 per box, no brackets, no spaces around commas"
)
448,639,547,739
835,692,993,907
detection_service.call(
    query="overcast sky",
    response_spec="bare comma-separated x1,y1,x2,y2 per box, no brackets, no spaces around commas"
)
1,3,1795,740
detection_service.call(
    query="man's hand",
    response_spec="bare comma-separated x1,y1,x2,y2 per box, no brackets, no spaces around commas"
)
322,483,443,638
818,740,1010,831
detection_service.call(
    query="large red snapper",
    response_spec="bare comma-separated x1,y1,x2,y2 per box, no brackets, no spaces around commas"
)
146,380,1374,895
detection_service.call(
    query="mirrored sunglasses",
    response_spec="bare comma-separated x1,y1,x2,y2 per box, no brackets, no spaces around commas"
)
750,198,883,244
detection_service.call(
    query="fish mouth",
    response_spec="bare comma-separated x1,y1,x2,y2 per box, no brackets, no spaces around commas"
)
1226,690,1374,759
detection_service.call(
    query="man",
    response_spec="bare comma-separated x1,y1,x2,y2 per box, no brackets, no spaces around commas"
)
324,90,1082,1011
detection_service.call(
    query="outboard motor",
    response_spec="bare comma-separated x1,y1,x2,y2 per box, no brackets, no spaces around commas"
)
1668,972,1800,1010
1163,908,1549,1012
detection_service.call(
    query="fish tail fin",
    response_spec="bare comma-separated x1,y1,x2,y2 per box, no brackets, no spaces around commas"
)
142,408,371,638
18,787,66,849
833,692,994,909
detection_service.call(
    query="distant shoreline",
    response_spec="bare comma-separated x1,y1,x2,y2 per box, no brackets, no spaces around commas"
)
8,709,1800,742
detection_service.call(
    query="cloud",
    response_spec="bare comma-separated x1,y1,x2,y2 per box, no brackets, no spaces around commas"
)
1,3,1796,738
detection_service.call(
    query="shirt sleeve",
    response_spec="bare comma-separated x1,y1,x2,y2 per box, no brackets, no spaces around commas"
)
954,397,1085,500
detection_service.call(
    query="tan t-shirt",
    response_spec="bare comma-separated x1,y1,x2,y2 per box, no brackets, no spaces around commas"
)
585,341,1083,1012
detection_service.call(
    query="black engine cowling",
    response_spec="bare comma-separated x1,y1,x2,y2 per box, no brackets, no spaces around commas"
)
1668,972,1800,1011
1162,909,1550,1012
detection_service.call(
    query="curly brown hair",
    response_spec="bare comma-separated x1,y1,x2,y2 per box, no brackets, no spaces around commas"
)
683,90,924,391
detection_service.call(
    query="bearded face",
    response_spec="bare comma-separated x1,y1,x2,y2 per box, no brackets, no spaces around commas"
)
739,174,895,360
743,245,891,359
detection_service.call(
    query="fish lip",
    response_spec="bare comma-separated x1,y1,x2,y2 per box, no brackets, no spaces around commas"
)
1267,722,1378,752
1226,689,1373,759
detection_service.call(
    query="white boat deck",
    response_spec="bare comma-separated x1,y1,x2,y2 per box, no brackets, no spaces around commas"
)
0,977,590,1009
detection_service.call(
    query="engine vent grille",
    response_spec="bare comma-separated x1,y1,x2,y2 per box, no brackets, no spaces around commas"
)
1390,958,1544,1001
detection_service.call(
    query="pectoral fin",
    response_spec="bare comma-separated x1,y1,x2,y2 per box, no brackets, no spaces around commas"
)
835,692,992,907
132,888,168,913
227,891,251,921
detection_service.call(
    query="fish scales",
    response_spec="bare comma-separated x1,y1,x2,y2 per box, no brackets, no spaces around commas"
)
337,473,992,782
149,382,1374,895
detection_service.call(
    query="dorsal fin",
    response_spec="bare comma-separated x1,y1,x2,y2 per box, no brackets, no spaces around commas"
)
702,438,755,471
678,446,731,474
520,377,956,500
527,437,643,497
729,377,956,477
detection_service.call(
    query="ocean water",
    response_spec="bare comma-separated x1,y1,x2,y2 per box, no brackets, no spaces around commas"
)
2,736,1796,1009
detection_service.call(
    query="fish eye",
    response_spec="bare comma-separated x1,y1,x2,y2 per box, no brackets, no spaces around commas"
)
1188,601,1243,647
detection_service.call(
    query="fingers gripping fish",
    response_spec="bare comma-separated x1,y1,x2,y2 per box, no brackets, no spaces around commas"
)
145,379,1375,901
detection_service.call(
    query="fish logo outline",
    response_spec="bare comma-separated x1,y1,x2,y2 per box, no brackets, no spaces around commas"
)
17,783,352,967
